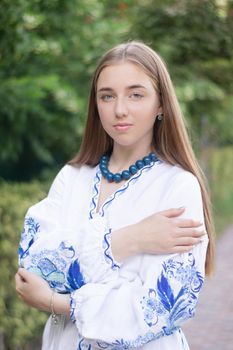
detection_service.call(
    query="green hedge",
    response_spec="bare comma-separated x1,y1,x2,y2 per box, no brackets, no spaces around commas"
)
208,146,233,234
0,147,232,348
0,180,49,349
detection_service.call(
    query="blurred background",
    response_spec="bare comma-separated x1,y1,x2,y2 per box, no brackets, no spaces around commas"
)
0,0,232,349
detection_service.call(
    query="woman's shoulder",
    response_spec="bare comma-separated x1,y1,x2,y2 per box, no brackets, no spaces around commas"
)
27,164,96,214
55,163,96,184
154,160,200,188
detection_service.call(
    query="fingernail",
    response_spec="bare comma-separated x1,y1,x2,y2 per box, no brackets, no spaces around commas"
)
178,206,185,210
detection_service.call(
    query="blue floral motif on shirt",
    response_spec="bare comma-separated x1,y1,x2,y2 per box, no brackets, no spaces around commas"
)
25,241,85,293
141,253,203,335
96,331,164,350
18,217,40,260
67,259,85,290
19,216,85,293
94,253,203,350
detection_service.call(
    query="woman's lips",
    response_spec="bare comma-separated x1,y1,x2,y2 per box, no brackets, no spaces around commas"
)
113,123,133,131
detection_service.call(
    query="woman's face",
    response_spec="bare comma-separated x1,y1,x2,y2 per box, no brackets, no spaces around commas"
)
96,62,162,153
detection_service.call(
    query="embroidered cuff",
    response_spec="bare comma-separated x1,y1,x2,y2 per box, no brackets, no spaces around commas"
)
70,294,77,323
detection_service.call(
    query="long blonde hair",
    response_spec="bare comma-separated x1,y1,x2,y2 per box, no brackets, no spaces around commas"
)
69,41,215,275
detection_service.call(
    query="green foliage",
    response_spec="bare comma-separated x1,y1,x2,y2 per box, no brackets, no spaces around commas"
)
1,0,232,180
0,75,80,162
128,0,233,148
0,0,130,180
208,146,233,233
0,180,49,348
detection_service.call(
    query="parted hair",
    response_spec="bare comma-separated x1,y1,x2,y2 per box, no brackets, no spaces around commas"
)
69,41,215,275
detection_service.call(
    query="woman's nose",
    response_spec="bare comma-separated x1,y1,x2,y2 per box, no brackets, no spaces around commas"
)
115,98,128,118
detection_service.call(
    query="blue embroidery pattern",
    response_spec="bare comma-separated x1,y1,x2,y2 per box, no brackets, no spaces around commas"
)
141,253,203,334
70,295,77,323
97,331,164,350
27,241,85,293
102,228,120,270
99,163,158,217
89,169,101,219
87,162,162,275
89,162,159,219
18,217,40,260
95,253,203,350
67,258,86,291
77,338,92,350
19,217,85,293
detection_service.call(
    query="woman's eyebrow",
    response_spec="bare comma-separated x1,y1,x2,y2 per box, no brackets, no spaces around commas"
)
97,87,114,92
97,84,147,92
127,84,147,90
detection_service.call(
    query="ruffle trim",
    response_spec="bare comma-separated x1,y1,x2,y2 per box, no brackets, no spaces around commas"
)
78,215,121,284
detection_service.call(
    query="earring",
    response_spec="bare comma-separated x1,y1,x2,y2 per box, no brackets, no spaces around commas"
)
156,113,164,121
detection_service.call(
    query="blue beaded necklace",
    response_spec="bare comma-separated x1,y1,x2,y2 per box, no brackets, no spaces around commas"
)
99,152,158,183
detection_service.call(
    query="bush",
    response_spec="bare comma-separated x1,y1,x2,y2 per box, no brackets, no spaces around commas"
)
0,180,49,349
208,146,233,234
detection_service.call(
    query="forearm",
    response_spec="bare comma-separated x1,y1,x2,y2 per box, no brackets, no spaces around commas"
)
52,292,70,317
26,289,70,317
110,208,204,263
15,268,71,317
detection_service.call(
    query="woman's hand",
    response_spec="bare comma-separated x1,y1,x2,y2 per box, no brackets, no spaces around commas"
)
135,207,205,254
15,268,70,316
111,207,205,262
15,268,51,311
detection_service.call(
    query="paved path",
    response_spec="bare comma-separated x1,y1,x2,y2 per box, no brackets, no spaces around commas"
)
182,225,233,350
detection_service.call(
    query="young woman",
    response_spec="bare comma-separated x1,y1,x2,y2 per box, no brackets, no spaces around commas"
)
15,41,214,350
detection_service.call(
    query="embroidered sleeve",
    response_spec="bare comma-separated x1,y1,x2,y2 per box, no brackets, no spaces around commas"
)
18,165,85,293
18,166,66,265
70,172,209,348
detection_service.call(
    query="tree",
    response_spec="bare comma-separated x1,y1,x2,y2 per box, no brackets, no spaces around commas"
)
127,0,233,151
0,0,130,180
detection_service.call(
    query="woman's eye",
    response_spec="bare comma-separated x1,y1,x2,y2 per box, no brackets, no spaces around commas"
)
100,95,114,101
130,93,143,99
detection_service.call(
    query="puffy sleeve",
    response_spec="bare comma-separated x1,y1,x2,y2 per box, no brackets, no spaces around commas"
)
18,165,85,293
70,171,209,348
